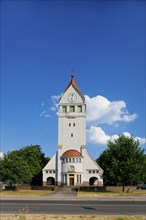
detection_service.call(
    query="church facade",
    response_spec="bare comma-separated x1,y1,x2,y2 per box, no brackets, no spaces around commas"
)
42,75,103,186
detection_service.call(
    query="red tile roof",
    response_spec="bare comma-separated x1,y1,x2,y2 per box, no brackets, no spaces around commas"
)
64,75,81,94
62,149,82,158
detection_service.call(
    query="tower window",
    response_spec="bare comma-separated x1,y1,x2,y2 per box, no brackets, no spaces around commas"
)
70,106,75,112
78,106,82,112
73,123,75,126
69,123,71,127
71,133,73,137
62,106,67,113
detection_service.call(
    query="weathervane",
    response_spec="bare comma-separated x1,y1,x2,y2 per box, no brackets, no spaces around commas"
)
71,69,74,78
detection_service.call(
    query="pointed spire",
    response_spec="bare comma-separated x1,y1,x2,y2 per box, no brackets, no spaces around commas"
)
60,71,85,103
63,71,81,94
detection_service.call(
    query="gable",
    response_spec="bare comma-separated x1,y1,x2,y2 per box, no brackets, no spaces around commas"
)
85,150,103,172
42,153,57,170
59,85,85,105
59,75,85,105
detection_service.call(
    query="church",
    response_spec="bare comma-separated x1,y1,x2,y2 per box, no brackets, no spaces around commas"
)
42,75,103,186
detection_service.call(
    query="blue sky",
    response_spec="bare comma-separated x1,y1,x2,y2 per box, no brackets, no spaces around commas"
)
1,0,146,159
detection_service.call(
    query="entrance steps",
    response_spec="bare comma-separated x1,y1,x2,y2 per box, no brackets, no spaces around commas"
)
54,186,74,192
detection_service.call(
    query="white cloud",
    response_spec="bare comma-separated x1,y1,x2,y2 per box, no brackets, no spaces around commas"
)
121,132,146,145
123,132,132,137
136,137,146,145
0,152,4,159
40,110,52,118
41,101,45,107
87,126,110,145
40,95,60,117
51,95,60,112
85,95,137,125
87,126,119,145
87,127,146,146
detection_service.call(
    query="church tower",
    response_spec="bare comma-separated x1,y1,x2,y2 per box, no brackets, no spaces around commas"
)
58,74,86,152
57,74,86,185
42,75,103,186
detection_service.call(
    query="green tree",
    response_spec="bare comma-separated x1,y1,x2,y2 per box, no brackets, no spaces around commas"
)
17,145,49,185
0,145,49,185
97,135,145,191
96,150,115,185
141,154,146,183
0,153,32,185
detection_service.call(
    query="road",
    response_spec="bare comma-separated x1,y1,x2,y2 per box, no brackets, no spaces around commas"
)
1,200,146,215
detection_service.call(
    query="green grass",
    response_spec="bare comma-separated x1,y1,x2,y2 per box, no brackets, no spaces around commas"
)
77,189,146,197
0,189,146,197
1,189,146,197
0,190,53,196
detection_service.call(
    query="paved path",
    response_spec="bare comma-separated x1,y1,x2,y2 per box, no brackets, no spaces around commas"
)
46,189,77,199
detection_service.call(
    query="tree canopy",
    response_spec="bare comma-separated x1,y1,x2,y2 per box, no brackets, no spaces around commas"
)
97,135,145,191
0,145,49,185
0,152,32,184
141,154,146,183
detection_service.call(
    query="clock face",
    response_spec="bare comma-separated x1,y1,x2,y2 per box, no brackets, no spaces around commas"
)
68,93,77,102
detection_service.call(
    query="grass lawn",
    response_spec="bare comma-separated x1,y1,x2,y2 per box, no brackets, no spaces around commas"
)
0,190,53,196
1,189,146,197
77,189,146,197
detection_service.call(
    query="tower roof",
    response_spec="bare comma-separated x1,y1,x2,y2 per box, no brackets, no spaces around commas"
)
62,149,83,158
64,75,82,95
59,74,85,103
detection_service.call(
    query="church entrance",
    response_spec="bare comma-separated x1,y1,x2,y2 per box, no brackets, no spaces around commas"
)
69,177,74,186
68,173,75,186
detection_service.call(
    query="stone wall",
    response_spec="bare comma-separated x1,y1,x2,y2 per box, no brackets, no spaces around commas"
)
106,186,137,192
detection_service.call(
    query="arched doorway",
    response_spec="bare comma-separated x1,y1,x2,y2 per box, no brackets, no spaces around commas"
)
89,177,98,186
47,177,55,185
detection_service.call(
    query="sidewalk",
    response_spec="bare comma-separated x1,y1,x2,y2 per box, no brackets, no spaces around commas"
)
1,190,146,201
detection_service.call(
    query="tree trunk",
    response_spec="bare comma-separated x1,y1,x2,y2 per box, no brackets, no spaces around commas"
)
9,182,12,190
122,185,125,192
